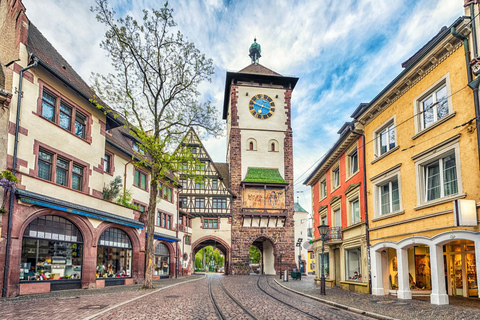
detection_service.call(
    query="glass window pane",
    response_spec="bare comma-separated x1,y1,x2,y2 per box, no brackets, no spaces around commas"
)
391,180,400,212
436,86,448,120
379,130,388,155
380,183,390,215
38,161,52,181
134,170,140,187
345,248,361,281
443,154,458,196
388,124,396,150
423,95,434,128
74,112,86,138
42,91,56,121
141,173,146,190
426,161,441,201
104,154,110,172
59,102,72,130
56,168,68,186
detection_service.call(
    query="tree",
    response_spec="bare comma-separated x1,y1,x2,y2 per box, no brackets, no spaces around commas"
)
249,245,261,264
91,0,222,289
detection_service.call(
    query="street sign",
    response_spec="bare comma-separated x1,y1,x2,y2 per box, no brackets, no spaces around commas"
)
281,259,285,263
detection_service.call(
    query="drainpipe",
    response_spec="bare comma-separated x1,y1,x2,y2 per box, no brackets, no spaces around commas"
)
349,126,372,294
123,159,134,195
470,3,478,58
2,56,38,298
452,27,480,171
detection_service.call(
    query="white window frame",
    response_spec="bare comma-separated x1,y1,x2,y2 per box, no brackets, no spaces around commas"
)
373,115,397,160
413,73,453,135
346,142,359,180
331,199,342,229
414,139,463,208
371,166,402,218
332,165,340,190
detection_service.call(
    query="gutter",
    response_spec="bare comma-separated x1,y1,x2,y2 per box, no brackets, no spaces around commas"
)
3,56,38,298
348,126,372,295
451,25,480,171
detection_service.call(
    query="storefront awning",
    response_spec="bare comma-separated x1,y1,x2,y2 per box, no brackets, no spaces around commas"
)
17,189,144,229
148,232,180,243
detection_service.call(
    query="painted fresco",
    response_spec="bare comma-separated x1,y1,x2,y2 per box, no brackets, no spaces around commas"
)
244,187,285,209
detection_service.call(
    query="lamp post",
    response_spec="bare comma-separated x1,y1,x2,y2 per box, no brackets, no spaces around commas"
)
279,249,283,279
318,223,329,295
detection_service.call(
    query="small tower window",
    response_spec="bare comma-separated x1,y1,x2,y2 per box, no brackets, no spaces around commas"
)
247,138,257,151
271,143,275,152
250,142,254,150
269,139,279,152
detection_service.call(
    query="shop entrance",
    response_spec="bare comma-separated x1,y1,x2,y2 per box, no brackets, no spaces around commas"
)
154,243,170,278
444,240,478,297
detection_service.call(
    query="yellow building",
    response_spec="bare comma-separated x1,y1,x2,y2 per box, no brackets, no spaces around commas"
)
352,16,480,305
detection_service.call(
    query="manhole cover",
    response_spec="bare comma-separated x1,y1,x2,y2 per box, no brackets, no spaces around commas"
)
165,295,181,298
79,305,108,310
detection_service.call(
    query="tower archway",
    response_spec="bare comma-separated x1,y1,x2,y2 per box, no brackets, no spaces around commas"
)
251,236,276,275
192,236,231,275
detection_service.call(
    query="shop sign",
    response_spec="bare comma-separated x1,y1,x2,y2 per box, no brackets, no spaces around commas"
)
453,199,477,226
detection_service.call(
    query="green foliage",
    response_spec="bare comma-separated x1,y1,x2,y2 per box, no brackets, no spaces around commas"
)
249,245,261,264
0,170,18,183
194,246,224,270
115,189,138,210
102,176,123,201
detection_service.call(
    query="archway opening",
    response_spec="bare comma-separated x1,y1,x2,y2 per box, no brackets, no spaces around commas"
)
249,245,261,274
251,237,276,275
444,239,477,297
194,245,225,273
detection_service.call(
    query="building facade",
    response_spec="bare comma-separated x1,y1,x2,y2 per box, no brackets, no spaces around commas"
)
224,56,298,275
353,15,480,305
0,0,185,296
305,122,368,293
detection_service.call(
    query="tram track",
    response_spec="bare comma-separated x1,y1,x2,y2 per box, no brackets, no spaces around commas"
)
257,276,374,320
209,276,260,320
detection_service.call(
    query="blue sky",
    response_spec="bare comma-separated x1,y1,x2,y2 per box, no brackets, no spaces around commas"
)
22,0,464,213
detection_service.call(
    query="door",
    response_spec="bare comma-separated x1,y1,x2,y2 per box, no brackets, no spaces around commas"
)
334,249,340,286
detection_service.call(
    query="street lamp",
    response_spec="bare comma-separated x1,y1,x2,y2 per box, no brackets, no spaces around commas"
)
318,223,329,295
279,249,283,279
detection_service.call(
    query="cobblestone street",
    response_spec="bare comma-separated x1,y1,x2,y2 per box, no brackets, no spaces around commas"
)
1,274,479,319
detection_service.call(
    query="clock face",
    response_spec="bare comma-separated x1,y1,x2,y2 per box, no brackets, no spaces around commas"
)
249,94,275,120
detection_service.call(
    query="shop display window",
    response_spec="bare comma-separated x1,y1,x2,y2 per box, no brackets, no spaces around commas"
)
154,243,170,276
318,252,329,278
20,215,83,281
345,247,361,281
409,246,431,290
96,228,132,278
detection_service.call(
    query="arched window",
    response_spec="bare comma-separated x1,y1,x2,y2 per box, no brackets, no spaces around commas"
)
97,228,132,278
21,215,83,281
249,141,254,150
247,138,257,151
269,139,279,152
155,243,170,277
271,143,275,152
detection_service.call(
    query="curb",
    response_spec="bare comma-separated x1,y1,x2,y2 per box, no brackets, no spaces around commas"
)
273,279,398,320
83,274,206,320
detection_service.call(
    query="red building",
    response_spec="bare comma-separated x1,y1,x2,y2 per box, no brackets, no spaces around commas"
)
304,121,369,294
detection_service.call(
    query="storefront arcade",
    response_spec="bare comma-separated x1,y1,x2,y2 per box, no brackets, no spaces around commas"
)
370,231,480,305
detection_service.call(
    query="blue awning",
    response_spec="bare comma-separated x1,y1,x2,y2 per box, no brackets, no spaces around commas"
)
17,189,144,229
147,232,180,243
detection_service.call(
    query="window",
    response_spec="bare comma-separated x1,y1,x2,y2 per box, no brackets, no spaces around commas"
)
74,112,86,139
379,179,400,215
162,213,166,228
203,218,218,229
249,141,254,150
247,138,257,151
333,208,341,228
180,178,188,188
179,215,183,225
321,215,327,225
345,247,362,281
59,102,72,130
196,162,205,171
349,149,358,175
184,235,191,245
350,198,360,224
319,178,327,199
158,183,172,202
37,148,85,191
97,228,132,278
377,121,395,156
195,180,205,190
157,211,161,226
180,197,187,208
39,87,89,141
38,149,53,181
192,147,198,154
332,167,340,189
195,198,205,208
212,179,218,190
135,203,146,212
421,85,448,130
212,198,227,209
271,143,275,152
104,153,111,173
134,169,147,190
167,215,171,229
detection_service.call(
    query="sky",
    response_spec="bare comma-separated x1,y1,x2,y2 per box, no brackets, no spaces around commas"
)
22,0,464,214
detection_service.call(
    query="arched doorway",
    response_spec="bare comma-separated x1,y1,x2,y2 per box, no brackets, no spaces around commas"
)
191,236,230,275
251,236,276,275
20,215,84,290
154,243,170,278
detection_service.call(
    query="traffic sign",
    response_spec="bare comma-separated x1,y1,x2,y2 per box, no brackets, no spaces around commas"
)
281,259,285,263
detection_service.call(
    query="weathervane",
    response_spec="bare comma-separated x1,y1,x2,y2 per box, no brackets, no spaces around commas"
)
249,38,261,65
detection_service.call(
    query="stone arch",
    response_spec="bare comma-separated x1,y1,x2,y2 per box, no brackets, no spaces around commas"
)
247,233,278,275
191,235,231,274
153,240,176,278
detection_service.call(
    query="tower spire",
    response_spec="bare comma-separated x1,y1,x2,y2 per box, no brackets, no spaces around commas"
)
249,38,261,65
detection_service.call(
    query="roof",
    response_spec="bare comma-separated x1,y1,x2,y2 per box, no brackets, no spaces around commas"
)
242,168,288,184
294,202,308,213
237,63,282,76
222,65,299,119
26,23,122,129
352,17,464,120
215,163,230,189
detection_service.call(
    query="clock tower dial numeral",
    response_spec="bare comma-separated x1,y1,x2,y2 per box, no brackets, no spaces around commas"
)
249,93,275,120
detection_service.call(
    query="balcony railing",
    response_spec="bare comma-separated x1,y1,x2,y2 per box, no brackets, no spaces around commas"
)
327,227,343,242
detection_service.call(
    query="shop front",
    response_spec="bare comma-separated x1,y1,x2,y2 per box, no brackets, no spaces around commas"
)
20,215,83,291
96,228,133,286
154,243,170,278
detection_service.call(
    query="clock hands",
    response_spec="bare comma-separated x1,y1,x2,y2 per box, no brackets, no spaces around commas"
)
253,100,270,114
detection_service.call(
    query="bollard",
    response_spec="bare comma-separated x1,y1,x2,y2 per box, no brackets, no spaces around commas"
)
283,270,288,282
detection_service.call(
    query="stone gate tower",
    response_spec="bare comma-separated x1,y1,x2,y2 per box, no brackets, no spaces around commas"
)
223,40,298,275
